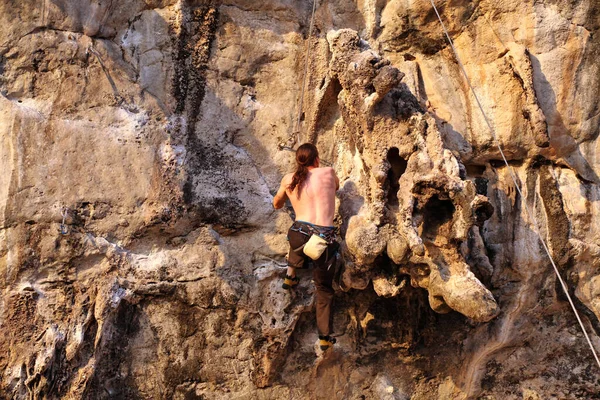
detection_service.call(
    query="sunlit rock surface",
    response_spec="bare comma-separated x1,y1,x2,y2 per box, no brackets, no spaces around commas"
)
1,0,600,398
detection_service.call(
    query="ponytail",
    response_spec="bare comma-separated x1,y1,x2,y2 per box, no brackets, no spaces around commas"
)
287,143,319,197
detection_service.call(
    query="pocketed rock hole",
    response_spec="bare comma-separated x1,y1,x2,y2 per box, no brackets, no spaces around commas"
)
386,147,407,209
421,195,455,238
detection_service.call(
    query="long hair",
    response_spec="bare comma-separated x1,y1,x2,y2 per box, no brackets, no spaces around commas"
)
287,143,319,196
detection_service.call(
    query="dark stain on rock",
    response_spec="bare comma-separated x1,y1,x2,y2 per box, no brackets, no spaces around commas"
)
83,299,142,399
171,2,220,198
393,85,424,120
383,29,447,56
537,163,570,264
172,2,218,116
195,196,248,228
170,3,251,227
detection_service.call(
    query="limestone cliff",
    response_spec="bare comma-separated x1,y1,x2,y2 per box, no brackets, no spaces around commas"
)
1,0,600,399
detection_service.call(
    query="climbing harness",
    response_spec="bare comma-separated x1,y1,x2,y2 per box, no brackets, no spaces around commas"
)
427,0,600,369
290,220,337,244
60,206,69,235
289,221,338,268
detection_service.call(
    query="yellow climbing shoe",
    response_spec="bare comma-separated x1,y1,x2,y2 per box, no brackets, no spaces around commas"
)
282,274,299,290
319,335,336,351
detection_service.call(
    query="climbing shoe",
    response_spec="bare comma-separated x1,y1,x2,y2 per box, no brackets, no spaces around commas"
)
318,335,336,351
282,275,299,290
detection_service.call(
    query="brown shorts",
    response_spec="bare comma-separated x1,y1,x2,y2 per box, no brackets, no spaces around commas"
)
286,221,339,270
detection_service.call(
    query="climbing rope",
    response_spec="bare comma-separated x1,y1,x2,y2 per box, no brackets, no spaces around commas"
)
280,0,318,151
278,1,337,168
427,0,600,369
295,0,318,143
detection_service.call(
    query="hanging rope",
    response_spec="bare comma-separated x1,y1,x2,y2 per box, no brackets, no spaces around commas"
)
295,0,318,141
280,0,318,151
426,0,600,369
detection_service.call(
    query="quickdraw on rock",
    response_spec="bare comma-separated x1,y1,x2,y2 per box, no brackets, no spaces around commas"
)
60,206,69,235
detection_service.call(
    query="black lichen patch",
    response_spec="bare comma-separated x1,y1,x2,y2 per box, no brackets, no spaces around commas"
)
171,3,220,200
393,85,424,120
172,3,218,116
171,3,251,227
195,196,249,228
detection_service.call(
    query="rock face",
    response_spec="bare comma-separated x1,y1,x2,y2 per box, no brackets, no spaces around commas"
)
1,0,600,399
325,28,498,323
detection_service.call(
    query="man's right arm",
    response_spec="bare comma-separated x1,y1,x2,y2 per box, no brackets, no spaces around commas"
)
272,175,290,209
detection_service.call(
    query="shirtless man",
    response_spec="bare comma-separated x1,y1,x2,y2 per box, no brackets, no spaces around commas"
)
273,143,340,350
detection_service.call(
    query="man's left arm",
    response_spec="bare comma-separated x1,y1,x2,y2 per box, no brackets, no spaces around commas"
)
331,167,339,191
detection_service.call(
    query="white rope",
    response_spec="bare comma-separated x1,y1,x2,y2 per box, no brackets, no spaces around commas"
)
427,0,600,369
293,0,318,145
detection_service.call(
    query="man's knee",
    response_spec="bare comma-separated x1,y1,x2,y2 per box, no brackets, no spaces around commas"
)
314,280,334,296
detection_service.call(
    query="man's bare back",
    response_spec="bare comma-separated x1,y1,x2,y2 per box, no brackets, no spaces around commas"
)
273,167,339,226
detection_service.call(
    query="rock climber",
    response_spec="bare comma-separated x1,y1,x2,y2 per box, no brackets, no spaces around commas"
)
272,143,340,351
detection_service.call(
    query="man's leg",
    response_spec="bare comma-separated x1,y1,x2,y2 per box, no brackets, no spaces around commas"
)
282,266,299,289
283,227,306,290
313,259,336,349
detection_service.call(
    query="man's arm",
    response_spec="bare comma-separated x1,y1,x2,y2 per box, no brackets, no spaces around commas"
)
330,167,339,190
273,175,291,209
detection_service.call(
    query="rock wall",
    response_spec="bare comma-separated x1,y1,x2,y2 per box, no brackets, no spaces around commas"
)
1,0,600,398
